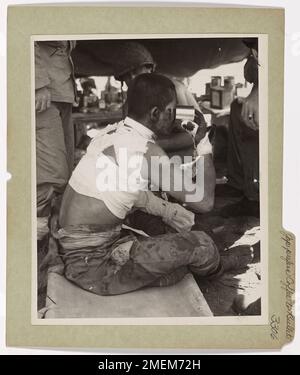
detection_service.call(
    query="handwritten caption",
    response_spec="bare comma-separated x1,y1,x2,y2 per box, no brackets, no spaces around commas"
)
280,231,295,341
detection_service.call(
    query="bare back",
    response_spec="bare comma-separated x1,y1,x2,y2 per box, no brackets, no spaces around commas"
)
59,184,123,227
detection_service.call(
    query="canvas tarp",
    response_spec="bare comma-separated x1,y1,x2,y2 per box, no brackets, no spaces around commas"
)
72,37,251,78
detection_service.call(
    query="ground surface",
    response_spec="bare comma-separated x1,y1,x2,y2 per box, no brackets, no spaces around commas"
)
196,209,260,316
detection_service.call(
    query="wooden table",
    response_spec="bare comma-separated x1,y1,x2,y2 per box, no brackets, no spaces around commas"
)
72,110,123,126
72,110,123,146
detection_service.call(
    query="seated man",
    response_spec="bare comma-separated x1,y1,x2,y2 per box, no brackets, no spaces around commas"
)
57,73,250,296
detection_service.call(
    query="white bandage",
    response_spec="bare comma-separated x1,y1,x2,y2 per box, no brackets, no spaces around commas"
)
196,132,213,156
135,191,195,232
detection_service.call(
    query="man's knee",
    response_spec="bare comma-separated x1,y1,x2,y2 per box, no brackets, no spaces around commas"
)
188,231,220,275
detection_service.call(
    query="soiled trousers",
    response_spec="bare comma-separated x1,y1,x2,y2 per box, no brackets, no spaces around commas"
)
36,102,74,217
227,99,259,201
57,225,220,296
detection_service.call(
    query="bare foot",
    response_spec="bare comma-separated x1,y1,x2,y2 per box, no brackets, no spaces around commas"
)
220,245,254,272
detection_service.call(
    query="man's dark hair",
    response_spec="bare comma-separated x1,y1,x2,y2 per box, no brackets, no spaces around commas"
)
127,73,176,119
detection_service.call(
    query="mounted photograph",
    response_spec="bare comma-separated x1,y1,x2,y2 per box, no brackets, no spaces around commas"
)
33,35,267,324
7,5,295,350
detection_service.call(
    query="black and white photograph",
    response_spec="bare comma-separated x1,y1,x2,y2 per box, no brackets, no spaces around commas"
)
34,35,266,322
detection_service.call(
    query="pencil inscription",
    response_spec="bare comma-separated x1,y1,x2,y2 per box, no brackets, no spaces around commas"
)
280,231,295,341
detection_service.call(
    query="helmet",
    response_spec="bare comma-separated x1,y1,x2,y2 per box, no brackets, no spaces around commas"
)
114,42,155,81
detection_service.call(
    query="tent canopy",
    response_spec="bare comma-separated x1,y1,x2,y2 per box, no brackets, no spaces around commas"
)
72,38,252,78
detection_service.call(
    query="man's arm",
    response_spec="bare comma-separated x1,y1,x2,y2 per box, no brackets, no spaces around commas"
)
34,42,51,112
157,108,207,152
142,141,215,214
35,42,51,90
157,131,193,152
135,190,195,232
239,85,259,130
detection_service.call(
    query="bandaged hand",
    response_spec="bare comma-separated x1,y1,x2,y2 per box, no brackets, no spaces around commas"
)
181,109,207,143
196,132,213,156
163,201,195,232
135,190,195,232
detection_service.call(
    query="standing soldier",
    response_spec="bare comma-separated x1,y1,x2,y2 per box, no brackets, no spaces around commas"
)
35,41,77,240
